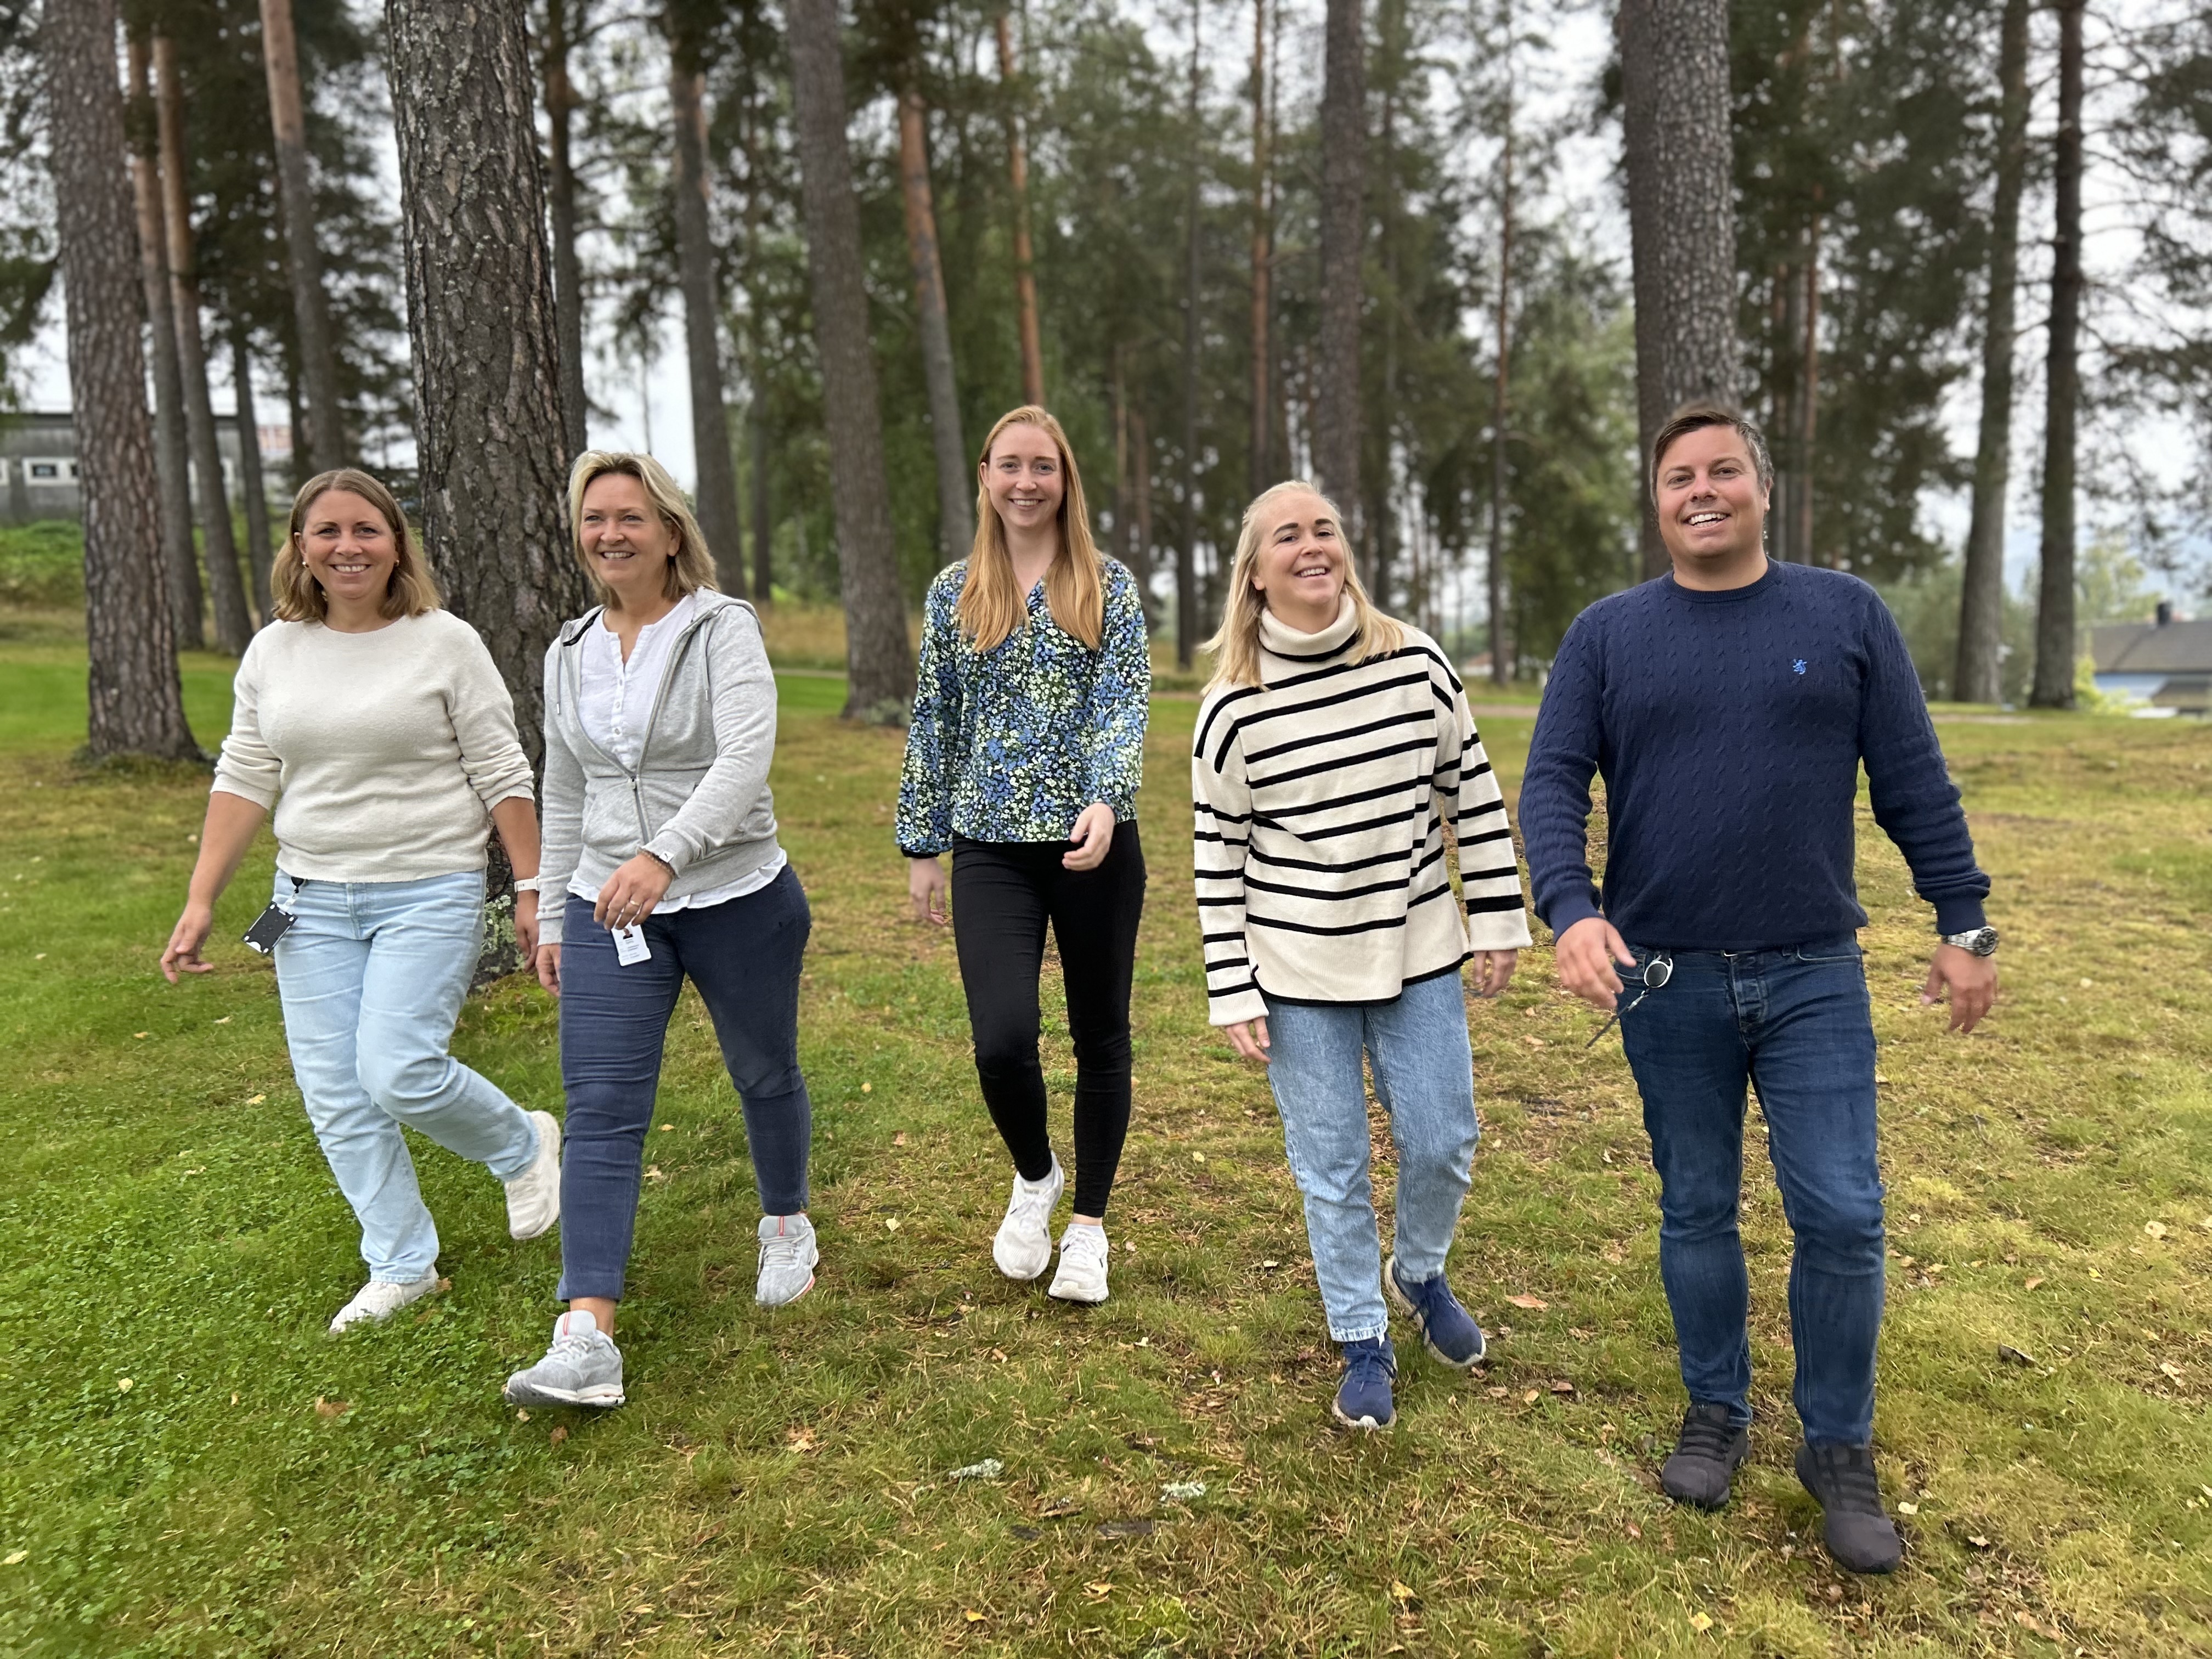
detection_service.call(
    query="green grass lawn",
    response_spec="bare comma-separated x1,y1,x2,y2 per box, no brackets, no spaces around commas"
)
1,609,2209,1657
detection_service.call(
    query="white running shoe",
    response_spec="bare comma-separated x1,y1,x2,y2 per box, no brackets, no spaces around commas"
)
503,1308,625,1408
328,1273,441,1334
992,1155,1064,1280
1048,1222,1110,1304
505,1110,563,1240
757,1213,819,1307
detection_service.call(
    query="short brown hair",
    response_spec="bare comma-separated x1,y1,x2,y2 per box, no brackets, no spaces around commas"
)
1651,403,1774,500
273,468,441,622
567,450,720,611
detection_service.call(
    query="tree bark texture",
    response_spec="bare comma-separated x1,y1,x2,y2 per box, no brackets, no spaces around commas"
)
259,0,346,473
48,0,198,760
785,0,917,717
1176,0,1201,668
543,0,590,459
1488,95,1511,686
2030,0,2084,709
1618,0,1739,578
1132,404,1155,605
232,323,275,622
385,0,589,770
1316,0,1365,540
125,30,204,652
1249,0,1271,497
1955,0,2029,706
996,12,1045,409
899,86,975,565
156,33,253,654
742,87,775,602
669,58,746,592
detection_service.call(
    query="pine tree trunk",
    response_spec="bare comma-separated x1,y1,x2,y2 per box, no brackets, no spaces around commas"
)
385,0,588,771
543,0,589,459
1792,211,1821,566
47,0,198,761
669,54,746,591
1176,0,1201,669
996,12,1045,409
231,323,275,623
1316,0,1364,538
785,0,917,718
2030,0,2083,709
1618,0,1738,578
749,394,773,600
1248,0,1271,496
1131,405,1156,628
742,84,775,603
899,84,975,564
259,0,347,472
125,30,204,652
1955,0,2029,706
1488,92,1512,686
156,33,253,655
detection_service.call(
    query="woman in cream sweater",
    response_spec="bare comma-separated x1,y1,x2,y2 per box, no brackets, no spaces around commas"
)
160,469,562,1335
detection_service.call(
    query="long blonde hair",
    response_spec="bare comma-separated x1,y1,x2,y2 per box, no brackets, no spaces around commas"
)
273,468,441,622
1204,480,1406,691
956,406,1106,652
567,450,720,611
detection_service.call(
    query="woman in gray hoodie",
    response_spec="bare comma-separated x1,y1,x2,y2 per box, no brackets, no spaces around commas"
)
504,451,814,1410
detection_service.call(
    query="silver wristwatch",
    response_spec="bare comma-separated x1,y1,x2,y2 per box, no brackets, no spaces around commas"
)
1940,926,1999,956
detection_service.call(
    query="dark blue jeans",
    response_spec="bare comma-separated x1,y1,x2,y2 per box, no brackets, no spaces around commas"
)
1619,935,1884,1447
555,868,812,1302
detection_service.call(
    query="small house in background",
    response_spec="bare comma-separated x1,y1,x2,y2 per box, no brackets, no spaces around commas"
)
2091,603,2212,715
0,411,289,527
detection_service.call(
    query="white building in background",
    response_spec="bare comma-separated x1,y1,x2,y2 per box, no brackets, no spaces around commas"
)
2091,605,2211,715
0,410,290,527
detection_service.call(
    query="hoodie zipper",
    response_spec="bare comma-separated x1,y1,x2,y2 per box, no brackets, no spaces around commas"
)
564,599,720,848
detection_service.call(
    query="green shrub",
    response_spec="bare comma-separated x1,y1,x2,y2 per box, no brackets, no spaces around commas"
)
0,520,84,607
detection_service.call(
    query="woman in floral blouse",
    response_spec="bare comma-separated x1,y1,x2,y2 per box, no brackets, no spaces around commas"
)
897,405,1151,1305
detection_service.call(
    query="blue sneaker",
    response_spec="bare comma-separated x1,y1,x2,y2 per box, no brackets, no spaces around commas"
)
1331,1336,1398,1430
1385,1255,1487,1369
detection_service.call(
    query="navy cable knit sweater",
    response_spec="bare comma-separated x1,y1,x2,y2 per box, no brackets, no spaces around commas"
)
1518,562,1989,950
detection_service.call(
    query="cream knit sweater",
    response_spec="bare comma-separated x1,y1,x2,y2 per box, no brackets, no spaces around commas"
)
212,611,534,882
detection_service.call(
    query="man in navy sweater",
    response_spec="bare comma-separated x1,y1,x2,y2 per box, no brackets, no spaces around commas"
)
1519,405,1997,1575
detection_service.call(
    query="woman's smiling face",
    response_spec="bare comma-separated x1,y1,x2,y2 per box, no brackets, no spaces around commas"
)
980,421,1065,543
296,489,400,609
577,472,676,600
1250,488,1347,620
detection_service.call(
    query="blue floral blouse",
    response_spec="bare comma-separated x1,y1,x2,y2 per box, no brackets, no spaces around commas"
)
895,557,1152,855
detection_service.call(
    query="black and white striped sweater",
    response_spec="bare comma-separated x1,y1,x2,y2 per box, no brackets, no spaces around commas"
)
1191,600,1532,1026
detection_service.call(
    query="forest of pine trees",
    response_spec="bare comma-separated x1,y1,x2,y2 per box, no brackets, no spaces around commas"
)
2,0,2209,753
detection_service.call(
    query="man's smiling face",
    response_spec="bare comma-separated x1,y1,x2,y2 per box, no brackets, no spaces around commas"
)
1654,423,1769,571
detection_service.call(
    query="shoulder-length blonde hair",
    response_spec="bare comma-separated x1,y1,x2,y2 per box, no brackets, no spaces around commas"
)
272,468,440,623
1204,479,1405,692
956,405,1106,652
568,449,720,610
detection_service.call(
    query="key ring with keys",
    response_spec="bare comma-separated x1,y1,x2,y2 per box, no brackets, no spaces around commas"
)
1585,952,1674,1048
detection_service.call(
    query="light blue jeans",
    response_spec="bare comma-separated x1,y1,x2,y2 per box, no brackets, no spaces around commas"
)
1262,970,1481,1342
272,870,540,1282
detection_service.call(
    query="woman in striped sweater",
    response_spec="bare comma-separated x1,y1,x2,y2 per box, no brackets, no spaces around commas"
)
1193,481,1532,1431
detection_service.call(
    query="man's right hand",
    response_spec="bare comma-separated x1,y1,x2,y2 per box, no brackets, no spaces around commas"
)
1555,915,1637,1013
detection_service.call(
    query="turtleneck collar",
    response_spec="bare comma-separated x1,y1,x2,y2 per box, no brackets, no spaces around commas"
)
1257,593,1359,659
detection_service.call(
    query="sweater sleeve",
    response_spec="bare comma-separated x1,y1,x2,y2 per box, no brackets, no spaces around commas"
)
1192,694,1266,1027
641,606,777,877
1517,608,1607,938
1857,590,1990,934
895,574,963,856
1082,565,1152,823
1436,660,1533,949
444,618,536,810
536,640,585,946
211,633,280,809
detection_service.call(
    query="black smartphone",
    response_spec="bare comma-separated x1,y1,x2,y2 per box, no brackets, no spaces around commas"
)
241,904,298,956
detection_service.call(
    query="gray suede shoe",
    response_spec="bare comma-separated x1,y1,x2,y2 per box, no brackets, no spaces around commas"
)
503,1310,624,1408
757,1213,819,1307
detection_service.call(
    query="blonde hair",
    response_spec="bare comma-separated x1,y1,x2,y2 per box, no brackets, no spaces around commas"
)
1204,480,1406,692
273,468,440,623
956,405,1106,652
567,449,719,610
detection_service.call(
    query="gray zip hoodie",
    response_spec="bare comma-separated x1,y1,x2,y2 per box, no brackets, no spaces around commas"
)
538,589,781,945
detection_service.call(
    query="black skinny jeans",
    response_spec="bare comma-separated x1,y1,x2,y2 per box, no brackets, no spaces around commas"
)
951,824,1146,1217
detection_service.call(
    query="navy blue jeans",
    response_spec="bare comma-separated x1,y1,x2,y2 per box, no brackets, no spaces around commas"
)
555,868,812,1302
1618,935,1885,1447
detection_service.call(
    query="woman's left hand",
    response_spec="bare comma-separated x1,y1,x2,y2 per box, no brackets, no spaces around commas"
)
512,888,539,960
1471,949,1519,997
1062,803,1118,871
595,852,673,929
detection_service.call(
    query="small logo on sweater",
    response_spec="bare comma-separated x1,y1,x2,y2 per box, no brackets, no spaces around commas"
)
1791,658,1808,675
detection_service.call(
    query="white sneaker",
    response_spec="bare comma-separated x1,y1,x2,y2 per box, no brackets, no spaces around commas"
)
1048,1222,1110,1304
329,1273,441,1334
757,1213,819,1307
503,1308,625,1408
505,1110,562,1240
992,1155,1064,1281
